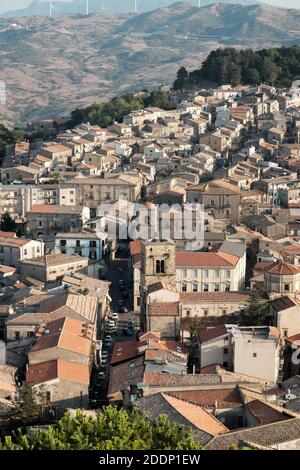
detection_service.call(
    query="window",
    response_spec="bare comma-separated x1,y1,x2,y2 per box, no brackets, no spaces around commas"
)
283,329,288,337
27,331,34,338
38,220,43,228
224,347,228,354
156,260,165,274
60,240,67,246
15,331,20,341
222,309,227,315
223,361,228,368
181,284,187,292
192,270,198,278
214,284,220,292
76,240,81,247
24,249,27,256
90,240,97,247
192,283,198,292
226,270,230,278
225,285,230,292
210,200,215,206
203,309,208,316
181,269,187,278
253,353,257,358
185,310,191,317
46,391,51,403
284,284,290,292
204,283,209,292
204,270,209,278
214,270,220,278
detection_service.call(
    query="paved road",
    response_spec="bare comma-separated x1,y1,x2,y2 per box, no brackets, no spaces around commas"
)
105,257,134,313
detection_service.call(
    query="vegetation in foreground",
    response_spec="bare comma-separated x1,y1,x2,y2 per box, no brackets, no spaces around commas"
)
0,406,202,450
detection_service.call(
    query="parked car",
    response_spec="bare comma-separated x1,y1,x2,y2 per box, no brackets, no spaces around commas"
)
109,312,119,322
122,291,130,299
100,358,107,367
128,316,135,325
101,350,109,359
89,399,100,409
105,320,115,328
103,335,112,346
97,371,106,380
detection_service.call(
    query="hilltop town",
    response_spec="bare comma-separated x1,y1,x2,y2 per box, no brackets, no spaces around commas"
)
2,80,300,450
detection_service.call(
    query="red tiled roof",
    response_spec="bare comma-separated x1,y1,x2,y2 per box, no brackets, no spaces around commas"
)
246,400,289,425
111,341,141,365
200,364,225,374
167,388,242,408
0,231,16,238
28,205,55,214
26,359,90,385
263,261,300,276
148,302,179,316
198,325,228,343
176,252,236,267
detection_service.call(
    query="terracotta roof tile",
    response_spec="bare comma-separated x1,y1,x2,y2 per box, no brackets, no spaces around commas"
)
198,325,229,343
263,261,300,275
167,388,243,408
176,252,235,267
148,302,179,316
246,399,290,425
26,359,90,385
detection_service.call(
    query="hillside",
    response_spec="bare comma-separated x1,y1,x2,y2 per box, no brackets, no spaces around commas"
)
119,2,300,39
0,2,300,127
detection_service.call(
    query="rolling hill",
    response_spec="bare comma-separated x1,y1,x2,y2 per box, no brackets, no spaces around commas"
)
0,2,299,127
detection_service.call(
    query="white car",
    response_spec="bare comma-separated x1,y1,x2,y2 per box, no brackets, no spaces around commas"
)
109,313,119,322
97,371,106,380
104,335,112,346
106,320,115,328
100,358,108,367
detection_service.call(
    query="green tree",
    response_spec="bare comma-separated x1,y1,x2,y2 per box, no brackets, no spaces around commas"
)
0,407,202,450
240,291,272,326
173,66,189,90
10,383,42,427
0,212,16,232
247,68,261,85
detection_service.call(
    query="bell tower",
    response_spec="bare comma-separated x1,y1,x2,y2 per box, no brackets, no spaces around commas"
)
141,239,176,291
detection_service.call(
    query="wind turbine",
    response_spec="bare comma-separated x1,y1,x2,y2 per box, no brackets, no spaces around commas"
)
80,0,89,16
49,2,58,17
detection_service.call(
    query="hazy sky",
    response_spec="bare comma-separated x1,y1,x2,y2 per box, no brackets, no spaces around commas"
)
0,0,300,14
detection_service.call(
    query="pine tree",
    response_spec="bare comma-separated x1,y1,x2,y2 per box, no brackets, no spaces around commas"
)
0,212,16,232
10,383,42,427
0,407,202,450
240,291,272,326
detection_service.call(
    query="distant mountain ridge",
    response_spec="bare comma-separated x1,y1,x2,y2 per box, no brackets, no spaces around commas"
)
1,0,261,18
0,1,300,127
